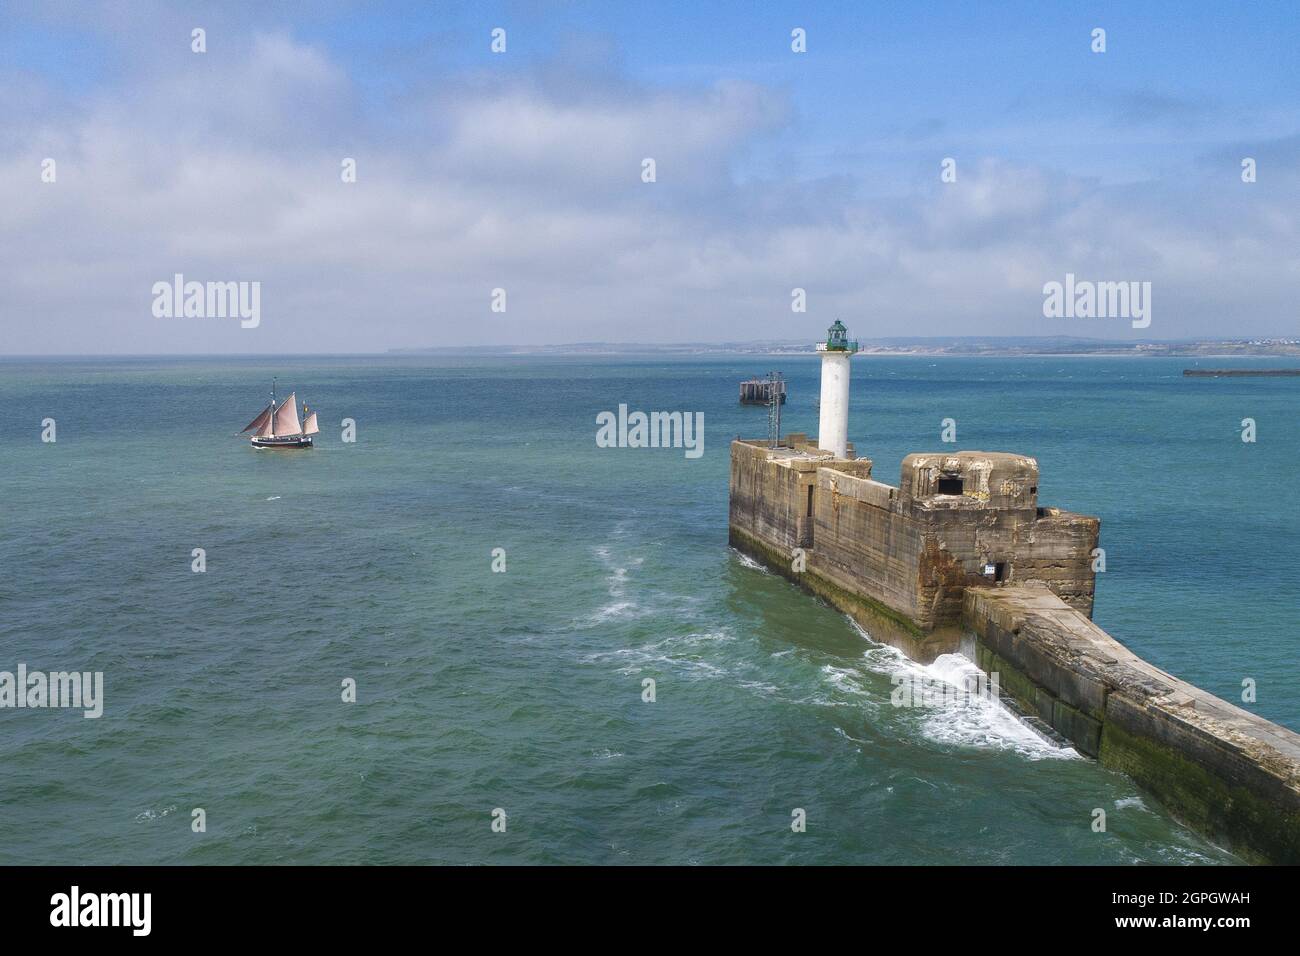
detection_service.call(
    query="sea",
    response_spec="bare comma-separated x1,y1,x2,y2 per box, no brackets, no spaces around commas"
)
2,353,1296,865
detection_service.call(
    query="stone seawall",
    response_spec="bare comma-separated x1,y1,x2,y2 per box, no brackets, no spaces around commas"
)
963,586,1300,864
729,522,940,659
728,438,1097,660
728,440,950,658
729,437,1300,862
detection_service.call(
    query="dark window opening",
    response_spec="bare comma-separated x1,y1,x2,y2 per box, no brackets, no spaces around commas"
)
806,485,815,516
937,476,963,495
1029,486,1038,495
994,562,1008,582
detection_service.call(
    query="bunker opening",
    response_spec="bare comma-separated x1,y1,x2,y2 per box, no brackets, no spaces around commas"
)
937,476,964,495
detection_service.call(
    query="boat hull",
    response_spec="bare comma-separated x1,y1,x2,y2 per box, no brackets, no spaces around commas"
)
251,436,313,449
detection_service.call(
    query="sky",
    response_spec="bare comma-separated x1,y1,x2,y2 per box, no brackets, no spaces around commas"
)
2,0,1298,354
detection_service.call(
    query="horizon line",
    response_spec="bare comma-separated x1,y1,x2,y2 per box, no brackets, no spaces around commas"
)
5,333,1300,360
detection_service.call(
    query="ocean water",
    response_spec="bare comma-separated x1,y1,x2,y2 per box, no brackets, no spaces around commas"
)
2,354,1296,865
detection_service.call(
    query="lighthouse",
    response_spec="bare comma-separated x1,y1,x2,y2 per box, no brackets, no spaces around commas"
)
816,319,858,458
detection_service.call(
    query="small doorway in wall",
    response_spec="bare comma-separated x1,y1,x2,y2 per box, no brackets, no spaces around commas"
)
937,476,963,495
994,562,1008,582
800,484,815,549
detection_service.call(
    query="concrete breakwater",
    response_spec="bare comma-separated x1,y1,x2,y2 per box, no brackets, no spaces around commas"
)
729,434,1300,863
966,588,1300,864
1183,368,1300,377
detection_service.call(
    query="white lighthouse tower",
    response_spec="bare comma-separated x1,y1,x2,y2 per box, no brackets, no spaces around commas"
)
816,319,858,458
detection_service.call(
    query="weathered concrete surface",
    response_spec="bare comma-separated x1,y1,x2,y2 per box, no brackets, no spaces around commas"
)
728,436,933,655
729,438,1098,659
964,586,1300,864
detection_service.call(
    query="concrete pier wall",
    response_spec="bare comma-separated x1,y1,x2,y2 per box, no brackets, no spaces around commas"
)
728,435,1300,862
729,437,1098,658
964,587,1300,864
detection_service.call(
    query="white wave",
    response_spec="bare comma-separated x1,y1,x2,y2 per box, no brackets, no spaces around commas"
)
133,804,178,823
581,628,736,682
845,617,1079,761
805,662,885,715
847,618,877,644
731,549,768,572
573,540,651,627
595,649,730,681
608,567,629,592
916,655,1077,760
673,629,733,648
833,725,870,746
821,662,871,696
592,542,643,596
588,600,637,623
1115,795,1148,811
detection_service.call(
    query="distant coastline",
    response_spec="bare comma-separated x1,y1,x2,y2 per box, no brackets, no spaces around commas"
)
389,336,1300,359
8,337,1300,361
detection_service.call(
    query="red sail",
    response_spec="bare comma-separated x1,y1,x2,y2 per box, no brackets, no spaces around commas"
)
242,404,273,433
272,393,301,436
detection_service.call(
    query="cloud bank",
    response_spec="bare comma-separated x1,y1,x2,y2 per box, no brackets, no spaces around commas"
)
2,21,1298,353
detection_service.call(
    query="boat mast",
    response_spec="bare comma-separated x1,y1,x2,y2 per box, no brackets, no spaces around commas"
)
270,377,276,438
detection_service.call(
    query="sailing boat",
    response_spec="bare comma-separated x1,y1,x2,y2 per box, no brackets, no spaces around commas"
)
240,381,319,449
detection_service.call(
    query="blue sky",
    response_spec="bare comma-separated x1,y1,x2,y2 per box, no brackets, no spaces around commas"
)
2,1,1298,352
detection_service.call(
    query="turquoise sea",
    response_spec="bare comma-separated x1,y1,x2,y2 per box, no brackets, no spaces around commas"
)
2,354,1297,865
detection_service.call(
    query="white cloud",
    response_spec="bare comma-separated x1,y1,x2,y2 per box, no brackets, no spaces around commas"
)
1,31,1297,354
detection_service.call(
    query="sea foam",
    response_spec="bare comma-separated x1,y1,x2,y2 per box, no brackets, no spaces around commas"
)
847,618,1079,760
